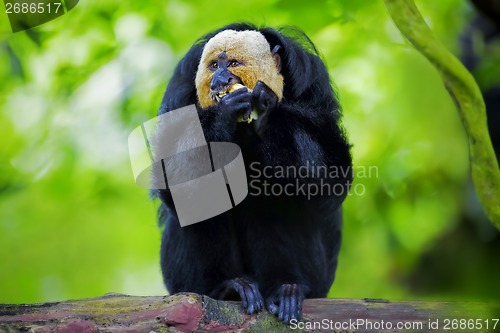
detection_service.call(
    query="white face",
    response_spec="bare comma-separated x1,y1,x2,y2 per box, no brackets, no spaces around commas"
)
195,30,284,108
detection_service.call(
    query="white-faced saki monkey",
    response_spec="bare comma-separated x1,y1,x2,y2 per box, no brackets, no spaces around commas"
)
155,23,353,324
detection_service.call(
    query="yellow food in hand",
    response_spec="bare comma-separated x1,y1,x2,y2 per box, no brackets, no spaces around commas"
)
214,83,258,124
237,110,259,124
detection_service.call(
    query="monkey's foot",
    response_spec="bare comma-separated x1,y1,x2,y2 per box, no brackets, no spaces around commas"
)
227,277,264,315
266,283,305,324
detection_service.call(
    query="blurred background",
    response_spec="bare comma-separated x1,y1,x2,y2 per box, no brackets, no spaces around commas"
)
1,0,499,304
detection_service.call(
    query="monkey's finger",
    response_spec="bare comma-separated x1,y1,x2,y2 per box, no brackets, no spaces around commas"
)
283,285,294,323
233,102,252,114
289,289,299,322
277,285,288,322
257,89,266,108
220,102,252,121
242,281,257,314
248,282,264,311
220,95,251,108
246,301,255,314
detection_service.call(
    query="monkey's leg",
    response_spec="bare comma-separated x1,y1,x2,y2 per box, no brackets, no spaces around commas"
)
242,210,335,324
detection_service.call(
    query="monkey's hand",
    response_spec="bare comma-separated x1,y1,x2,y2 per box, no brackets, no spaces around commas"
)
252,81,278,114
266,283,305,324
252,81,278,136
218,86,253,122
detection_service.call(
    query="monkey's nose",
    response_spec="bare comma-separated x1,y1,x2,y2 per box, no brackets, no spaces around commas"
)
210,70,237,91
210,78,230,91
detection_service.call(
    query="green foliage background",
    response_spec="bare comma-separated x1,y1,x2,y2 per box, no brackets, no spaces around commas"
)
1,0,499,304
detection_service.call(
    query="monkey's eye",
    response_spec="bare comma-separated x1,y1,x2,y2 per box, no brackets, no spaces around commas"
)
229,60,240,67
208,62,219,71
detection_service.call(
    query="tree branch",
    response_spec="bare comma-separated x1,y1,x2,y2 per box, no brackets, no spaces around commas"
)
1,293,498,332
384,0,500,229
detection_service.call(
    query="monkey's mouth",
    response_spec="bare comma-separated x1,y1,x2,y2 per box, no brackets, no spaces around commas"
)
210,83,247,103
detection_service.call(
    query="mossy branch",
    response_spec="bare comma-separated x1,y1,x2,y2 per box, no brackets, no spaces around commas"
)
1,293,498,332
384,0,500,229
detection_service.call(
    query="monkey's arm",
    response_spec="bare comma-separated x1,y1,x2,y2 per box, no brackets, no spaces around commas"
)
252,81,352,184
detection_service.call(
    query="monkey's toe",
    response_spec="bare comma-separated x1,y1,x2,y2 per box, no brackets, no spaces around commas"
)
266,283,305,324
228,277,264,315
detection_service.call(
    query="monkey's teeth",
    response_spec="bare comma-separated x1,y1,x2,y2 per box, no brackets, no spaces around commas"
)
213,84,246,103
214,91,228,103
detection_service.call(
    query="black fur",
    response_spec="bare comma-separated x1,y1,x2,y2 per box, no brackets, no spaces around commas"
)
156,23,352,323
